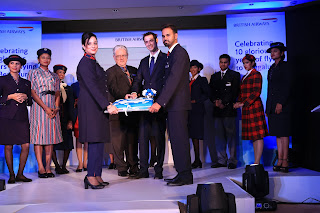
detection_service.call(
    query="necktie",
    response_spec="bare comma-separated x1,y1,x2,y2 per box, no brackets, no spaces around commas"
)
189,79,195,93
123,67,132,85
149,56,155,75
221,72,225,80
167,51,170,57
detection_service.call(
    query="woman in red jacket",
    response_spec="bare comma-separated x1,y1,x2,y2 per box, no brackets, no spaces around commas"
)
234,54,268,164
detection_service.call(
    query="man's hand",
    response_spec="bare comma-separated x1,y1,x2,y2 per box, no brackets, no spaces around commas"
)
149,102,161,113
107,104,119,115
275,103,282,114
233,102,244,109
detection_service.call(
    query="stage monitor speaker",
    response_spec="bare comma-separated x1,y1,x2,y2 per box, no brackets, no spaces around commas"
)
0,179,5,191
196,183,236,213
242,164,269,198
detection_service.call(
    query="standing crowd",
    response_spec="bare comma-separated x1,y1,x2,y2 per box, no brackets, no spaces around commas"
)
0,24,292,188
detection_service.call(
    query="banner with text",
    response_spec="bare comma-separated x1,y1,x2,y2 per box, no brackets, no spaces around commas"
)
0,21,41,78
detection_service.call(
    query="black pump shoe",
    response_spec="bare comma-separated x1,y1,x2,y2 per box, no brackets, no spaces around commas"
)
38,171,48,178
84,176,104,189
191,160,202,169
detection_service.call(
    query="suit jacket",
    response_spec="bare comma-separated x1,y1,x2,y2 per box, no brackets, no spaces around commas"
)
209,69,240,117
190,76,209,114
132,51,166,101
156,44,191,111
106,64,137,120
266,61,292,115
76,55,110,143
0,74,32,121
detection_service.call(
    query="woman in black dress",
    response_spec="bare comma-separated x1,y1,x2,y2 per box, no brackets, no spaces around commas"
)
0,55,32,184
77,32,118,189
52,64,74,174
266,42,292,172
188,60,209,169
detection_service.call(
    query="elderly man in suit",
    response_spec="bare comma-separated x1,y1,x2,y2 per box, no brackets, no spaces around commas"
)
106,45,139,177
127,32,167,179
209,54,240,169
149,24,193,186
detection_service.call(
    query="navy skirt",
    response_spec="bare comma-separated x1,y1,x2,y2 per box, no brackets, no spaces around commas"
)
0,118,30,145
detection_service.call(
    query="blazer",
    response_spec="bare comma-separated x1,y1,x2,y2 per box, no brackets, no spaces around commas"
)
190,76,209,106
106,64,137,102
132,51,166,101
209,69,240,117
156,44,191,111
0,74,32,121
106,64,137,121
266,61,292,115
76,55,110,143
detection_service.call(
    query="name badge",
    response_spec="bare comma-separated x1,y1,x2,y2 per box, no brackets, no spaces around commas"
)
165,64,170,69
226,82,231,86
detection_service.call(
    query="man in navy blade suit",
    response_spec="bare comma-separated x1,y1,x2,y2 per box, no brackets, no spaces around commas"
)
128,32,167,179
209,54,240,169
149,24,193,186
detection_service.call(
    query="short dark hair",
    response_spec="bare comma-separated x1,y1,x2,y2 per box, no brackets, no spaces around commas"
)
81,32,97,46
143,32,157,41
219,54,231,63
281,53,286,60
161,24,177,33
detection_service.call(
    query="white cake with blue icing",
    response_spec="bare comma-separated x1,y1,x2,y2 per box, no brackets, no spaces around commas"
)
113,98,153,112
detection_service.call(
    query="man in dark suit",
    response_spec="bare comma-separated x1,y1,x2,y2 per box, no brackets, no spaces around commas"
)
149,24,193,186
209,54,240,169
106,45,139,177
127,32,167,179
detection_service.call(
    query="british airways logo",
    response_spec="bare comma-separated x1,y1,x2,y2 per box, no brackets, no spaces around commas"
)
17,26,34,31
0,26,34,34
261,18,278,22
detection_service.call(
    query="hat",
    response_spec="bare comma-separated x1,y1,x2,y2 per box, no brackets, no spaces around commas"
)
267,42,287,53
53,64,67,73
37,48,52,57
3,55,27,66
243,54,256,62
190,60,203,70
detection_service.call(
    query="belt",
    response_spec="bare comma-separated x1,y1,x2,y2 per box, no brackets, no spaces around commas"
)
41,90,56,96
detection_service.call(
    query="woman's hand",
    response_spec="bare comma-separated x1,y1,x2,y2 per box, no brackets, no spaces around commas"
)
52,108,60,118
275,103,282,114
8,93,28,103
107,104,118,115
44,106,55,119
67,121,73,130
233,102,244,109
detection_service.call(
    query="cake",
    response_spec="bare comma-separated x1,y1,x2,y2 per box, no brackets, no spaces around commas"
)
112,97,153,112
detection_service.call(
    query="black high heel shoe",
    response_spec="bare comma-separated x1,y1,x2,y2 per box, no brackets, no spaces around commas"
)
191,160,202,169
38,171,48,178
273,159,282,172
8,175,16,184
84,176,104,189
99,181,110,186
280,159,289,173
108,163,115,170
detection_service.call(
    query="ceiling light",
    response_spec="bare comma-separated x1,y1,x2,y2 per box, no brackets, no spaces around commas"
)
0,13,6,17
178,6,184,9
113,9,119,12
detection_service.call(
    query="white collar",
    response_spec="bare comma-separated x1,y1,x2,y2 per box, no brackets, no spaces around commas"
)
220,68,228,74
149,49,160,63
168,43,179,53
191,74,199,81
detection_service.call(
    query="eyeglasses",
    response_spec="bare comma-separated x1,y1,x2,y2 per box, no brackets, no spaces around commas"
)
115,55,128,59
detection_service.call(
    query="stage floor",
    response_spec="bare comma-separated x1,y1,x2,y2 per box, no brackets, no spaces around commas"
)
0,164,319,213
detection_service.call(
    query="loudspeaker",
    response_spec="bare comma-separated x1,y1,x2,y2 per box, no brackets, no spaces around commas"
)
242,164,269,198
196,183,236,213
187,194,199,213
0,179,6,191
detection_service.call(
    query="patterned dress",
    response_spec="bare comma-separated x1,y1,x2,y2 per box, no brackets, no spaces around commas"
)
239,69,268,141
27,67,62,145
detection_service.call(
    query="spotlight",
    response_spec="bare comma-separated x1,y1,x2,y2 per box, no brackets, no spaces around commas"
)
242,164,277,211
0,179,5,191
0,13,6,17
178,6,184,10
113,9,119,12
178,183,236,213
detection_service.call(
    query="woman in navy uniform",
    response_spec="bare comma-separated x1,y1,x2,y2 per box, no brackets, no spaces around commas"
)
52,64,74,174
77,32,118,189
0,55,32,184
266,42,292,173
188,60,209,169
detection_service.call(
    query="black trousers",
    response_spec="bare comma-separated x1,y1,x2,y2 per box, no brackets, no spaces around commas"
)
87,142,104,177
109,114,139,173
139,111,166,175
167,110,192,179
